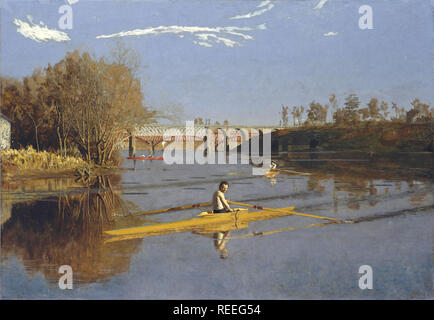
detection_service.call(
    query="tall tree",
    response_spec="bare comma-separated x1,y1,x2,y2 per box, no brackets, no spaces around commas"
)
358,108,370,121
380,100,389,120
411,98,430,118
329,94,338,123
296,106,304,126
291,106,296,126
391,102,405,122
367,97,380,121
333,108,345,125
279,105,289,127
343,93,361,125
19,70,53,151
57,50,153,164
306,101,327,125
406,98,431,123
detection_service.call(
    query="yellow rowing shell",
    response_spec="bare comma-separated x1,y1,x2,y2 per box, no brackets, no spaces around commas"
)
104,206,297,242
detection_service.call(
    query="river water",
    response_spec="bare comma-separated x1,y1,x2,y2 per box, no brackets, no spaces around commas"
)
1,151,432,299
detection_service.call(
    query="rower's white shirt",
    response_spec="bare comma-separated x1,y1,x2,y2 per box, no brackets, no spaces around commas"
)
212,190,225,210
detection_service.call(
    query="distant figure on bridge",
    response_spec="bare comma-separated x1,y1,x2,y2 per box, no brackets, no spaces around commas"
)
212,181,233,213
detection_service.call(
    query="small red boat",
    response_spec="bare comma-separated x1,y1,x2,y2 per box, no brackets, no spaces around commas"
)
127,156,164,160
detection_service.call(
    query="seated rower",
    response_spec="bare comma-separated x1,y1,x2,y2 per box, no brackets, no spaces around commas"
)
212,181,234,213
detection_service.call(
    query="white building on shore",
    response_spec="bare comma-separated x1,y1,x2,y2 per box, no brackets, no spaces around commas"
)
0,113,11,150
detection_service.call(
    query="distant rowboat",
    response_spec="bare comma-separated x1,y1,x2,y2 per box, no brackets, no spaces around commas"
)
127,156,164,160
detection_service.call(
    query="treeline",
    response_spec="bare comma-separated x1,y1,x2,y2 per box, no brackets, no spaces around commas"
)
279,93,433,127
194,118,229,126
1,48,156,165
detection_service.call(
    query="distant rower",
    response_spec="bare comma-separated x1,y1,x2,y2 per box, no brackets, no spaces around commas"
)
212,181,233,213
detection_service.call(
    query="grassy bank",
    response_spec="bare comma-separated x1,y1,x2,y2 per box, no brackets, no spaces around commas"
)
0,146,115,179
275,122,433,153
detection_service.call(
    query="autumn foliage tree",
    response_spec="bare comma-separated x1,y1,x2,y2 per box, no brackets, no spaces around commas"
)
306,101,328,125
290,106,304,126
61,51,154,164
1,73,56,151
367,98,381,121
1,49,156,165
406,98,431,123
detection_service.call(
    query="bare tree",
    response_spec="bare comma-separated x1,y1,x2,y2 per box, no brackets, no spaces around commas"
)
279,105,289,127
296,106,304,126
58,50,154,164
329,94,338,123
291,106,296,126
380,100,389,120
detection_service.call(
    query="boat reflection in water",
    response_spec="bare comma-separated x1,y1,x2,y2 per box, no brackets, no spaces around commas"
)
1,175,143,285
104,207,304,258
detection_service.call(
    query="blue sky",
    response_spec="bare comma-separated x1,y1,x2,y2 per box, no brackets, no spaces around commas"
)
1,0,433,125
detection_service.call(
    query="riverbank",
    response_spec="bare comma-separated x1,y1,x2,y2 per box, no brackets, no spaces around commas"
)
274,122,433,153
1,147,118,180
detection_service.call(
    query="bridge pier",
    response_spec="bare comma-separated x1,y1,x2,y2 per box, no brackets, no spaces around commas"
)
129,134,136,157
278,140,284,153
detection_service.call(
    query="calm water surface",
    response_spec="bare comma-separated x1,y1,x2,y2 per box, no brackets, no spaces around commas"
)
1,151,433,299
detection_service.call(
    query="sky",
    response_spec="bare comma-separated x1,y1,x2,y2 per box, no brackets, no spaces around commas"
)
1,0,433,125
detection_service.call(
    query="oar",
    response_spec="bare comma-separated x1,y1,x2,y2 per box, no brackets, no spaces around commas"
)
280,169,311,176
132,202,212,217
228,200,350,223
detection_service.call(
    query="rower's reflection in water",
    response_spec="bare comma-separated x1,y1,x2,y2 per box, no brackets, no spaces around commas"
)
213,231,231,259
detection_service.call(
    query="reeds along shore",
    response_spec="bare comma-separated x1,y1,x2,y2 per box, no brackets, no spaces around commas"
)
1,146,88,171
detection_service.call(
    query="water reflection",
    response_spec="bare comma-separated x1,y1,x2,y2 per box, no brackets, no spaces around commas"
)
1,175,142,285
274,153,433,219
213,231,230,259
1,151,433,297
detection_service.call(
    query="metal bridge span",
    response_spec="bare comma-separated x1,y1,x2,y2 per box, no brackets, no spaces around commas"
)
128,124,284,156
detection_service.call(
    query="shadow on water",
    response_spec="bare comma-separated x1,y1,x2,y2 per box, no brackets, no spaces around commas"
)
1,175,143,285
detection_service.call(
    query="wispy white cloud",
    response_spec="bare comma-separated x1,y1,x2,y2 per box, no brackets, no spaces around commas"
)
96,24,266,48
195,33,239,48
13,17,70,42
193,41,213,48
26,14,34,23
257,1,271,8
67,0,79,5
314,0,328,10
229,2,274,20
323,31,338,36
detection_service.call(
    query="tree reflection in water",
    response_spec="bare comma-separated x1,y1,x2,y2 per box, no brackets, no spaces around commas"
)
1,175,143,285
